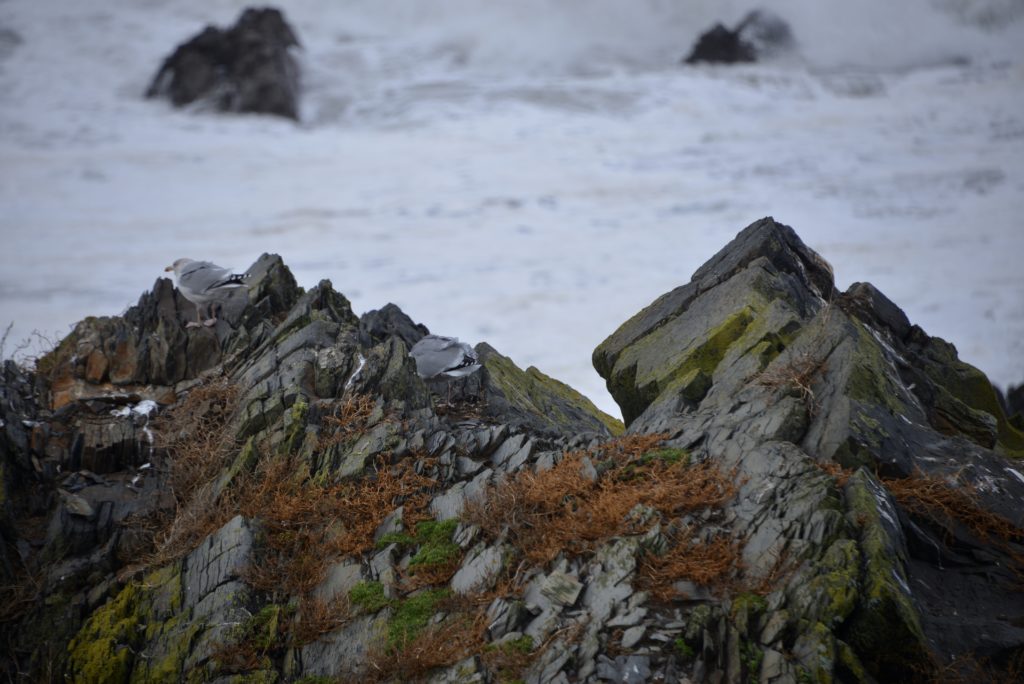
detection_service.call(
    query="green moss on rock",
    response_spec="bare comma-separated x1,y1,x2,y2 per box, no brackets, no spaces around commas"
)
349,581,391,614
639,447,689,466
408,519,461,568
483,349,624,435
611,307,756,424
68,583,143,684
843,471,930,680
919,337,1024,455
845,321,907,416
388,589,450,647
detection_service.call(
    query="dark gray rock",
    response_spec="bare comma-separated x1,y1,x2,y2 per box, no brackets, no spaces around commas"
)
183,515,254,609
594,216,1024,681
596,654,651,683
359,302,430,350
146,7,301,119
683,9,794,65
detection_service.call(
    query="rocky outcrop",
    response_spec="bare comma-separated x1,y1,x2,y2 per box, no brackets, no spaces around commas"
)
683,9,794,65
145,7,301,120
2,218,1023,682
595,216,1024,680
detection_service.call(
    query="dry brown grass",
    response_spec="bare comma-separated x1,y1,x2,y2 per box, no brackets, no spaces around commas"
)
924,649,1024,684
134,378,241,567
0,567,42,626
637,529,739,602
239,454,441,596
291,594,351,646
882,470,1023,546
367,603,488,683
318,394,376,449
757,352,828,415
596,432,671,462
815,460,853,487
464,448,737,566
158,378,240,496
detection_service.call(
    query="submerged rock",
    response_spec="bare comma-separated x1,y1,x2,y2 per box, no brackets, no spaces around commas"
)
146,7,301,119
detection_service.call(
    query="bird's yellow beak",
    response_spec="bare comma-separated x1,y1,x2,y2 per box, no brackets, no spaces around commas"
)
164,265,173,272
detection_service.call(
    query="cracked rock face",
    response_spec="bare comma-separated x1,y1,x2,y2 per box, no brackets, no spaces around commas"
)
3,217,1023,683
594,216,1024,680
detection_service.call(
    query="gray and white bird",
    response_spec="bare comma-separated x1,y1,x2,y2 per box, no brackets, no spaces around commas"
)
410,335,481,379
410,335,481,403
164,258,249,328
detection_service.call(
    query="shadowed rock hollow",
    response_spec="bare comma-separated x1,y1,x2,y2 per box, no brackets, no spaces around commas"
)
2,218,1023,682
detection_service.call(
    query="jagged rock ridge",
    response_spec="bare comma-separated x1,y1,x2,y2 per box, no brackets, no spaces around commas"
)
1,217,1022,683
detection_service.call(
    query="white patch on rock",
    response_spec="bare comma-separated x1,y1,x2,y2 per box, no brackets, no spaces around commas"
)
1006,467,1024,486
345,353,366,389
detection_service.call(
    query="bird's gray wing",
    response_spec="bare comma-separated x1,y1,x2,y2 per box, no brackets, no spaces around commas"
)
179,261,232,293
410,335,463,378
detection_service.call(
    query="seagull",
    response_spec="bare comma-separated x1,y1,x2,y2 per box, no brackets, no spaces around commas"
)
409,335,482,404
164,258,249,328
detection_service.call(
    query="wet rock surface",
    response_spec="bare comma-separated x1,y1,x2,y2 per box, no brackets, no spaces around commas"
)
146,7,301,119
683,9,794,65
2,218,1023,682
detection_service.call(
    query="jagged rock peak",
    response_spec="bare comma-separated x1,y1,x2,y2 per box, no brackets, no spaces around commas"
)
593,215,1024,678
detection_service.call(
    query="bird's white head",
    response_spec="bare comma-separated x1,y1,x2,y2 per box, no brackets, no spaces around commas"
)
164,258,194,278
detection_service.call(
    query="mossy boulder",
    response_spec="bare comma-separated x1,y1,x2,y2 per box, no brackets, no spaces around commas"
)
476,343,623,436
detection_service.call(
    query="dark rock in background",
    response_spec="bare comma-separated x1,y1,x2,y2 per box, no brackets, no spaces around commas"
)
146,7,301,119
684,9,794,65
1006,383,1024,429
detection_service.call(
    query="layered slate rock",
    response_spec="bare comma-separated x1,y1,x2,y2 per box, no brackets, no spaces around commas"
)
146,7,301,119
4,221,1023,682
595,216,1024,680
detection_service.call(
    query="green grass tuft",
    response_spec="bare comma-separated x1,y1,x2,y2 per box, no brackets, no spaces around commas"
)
388,589,450,647
349,581,391,614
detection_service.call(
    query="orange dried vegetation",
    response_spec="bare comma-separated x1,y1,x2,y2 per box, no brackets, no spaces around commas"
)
141,378,241,566
291,594,351,646
319,394,376,449
464,448,736,566
882,471,1023,546
239,453,440,595
637,530,739,602
368,609,487,683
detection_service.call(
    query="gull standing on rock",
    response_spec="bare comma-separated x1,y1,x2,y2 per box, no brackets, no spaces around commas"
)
410,335,482,404
164,258,249,328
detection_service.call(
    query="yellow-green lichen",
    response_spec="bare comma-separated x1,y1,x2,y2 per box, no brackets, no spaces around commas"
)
483,350,624,435
68,583,143,684
919,339,1024,455
227,671,279,684
613,307,757,424
843,471,930,680
845,321,907,416
804,539,860,628
281,397,309,454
